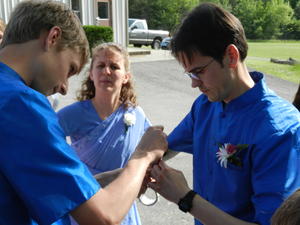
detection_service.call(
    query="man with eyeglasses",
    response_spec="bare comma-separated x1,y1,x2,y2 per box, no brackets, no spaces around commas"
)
148,3,300,225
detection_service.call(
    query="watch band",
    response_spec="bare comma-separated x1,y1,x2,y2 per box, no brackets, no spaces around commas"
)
178,190,197,213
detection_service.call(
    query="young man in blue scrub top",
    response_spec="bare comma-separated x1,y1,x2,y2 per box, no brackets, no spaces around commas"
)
149,3,300,225
0,1,167,225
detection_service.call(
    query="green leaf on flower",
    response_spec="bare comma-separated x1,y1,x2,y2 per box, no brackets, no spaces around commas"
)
236,144,248,150
228,155,243,167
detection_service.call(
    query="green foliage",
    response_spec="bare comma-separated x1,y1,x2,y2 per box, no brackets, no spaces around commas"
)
129,0,300,40
280,20,300,39
129,0,198,33
294,1,300,19
83,25,113,51
199,0,232,11
288,0,299,9
232,0,264,39
233,0,293,39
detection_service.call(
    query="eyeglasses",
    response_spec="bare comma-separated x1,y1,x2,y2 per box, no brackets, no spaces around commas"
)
185,59,214,80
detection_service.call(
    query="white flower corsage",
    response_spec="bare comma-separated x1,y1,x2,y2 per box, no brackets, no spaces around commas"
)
123,112,136,132
216,143,248,168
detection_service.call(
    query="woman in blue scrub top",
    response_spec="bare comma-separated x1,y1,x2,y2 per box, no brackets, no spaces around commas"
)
57,42,150,225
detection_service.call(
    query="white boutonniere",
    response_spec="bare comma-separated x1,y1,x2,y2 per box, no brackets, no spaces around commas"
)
124,112,136,132
216,143,248,168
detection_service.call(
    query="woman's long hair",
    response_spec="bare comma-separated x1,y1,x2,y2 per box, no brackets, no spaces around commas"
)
77,42,137,108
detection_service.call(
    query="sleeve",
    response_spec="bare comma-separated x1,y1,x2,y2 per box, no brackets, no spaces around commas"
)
144,116,151,130
140,106,152,130
167,110,195,154
251,127,300,225
0,91,100,225
134,106,151,131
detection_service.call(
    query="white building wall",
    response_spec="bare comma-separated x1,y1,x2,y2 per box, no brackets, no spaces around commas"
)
0,0,74,23
0,0,128,46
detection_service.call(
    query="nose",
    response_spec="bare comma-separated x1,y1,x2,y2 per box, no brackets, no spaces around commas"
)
59,82,68,95
103,66,111,75
191,78,202,88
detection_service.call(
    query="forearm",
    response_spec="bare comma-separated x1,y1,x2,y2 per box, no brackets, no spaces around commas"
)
189,194,258,225
98,156,152,222
94,168,123,187
72,126,167,224
72,156,152,225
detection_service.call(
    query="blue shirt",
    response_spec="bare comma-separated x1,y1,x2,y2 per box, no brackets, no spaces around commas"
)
0,62,100,225
57,100,151,225
168,72,300,225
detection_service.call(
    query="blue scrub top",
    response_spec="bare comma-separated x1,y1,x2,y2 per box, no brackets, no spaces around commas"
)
57,101,151,225
168,71,300,225
0,62,100,225
57,101,150,174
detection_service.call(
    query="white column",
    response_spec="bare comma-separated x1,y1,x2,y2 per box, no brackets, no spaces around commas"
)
88,0,95,25
81,0,95,25
0,0,5,21
0,0,20,23
3,0,12,22
112,0,128,47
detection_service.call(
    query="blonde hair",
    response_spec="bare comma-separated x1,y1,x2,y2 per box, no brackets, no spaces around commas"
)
1,0,89,72
0,19,5,33
77,42,137,108
271,189,300,225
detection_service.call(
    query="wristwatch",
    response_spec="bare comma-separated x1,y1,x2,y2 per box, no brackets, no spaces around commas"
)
178,190,197,213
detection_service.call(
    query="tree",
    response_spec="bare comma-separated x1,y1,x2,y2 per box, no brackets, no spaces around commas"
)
128,0,198,32
232,0,293,39
280,19,300,39
129,0,295,39
288,0,299,9
232,0,265,39
294,1,300,19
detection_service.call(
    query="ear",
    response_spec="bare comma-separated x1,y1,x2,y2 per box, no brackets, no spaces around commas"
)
225,44,239,69
122,72,131,84
44,26,62,51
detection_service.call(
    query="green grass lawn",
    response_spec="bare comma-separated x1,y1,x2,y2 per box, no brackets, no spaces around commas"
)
246,41,300,83
130,41,300,83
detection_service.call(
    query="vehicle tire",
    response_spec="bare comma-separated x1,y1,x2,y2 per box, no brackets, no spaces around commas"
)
151,39,161,50
133,44,142,48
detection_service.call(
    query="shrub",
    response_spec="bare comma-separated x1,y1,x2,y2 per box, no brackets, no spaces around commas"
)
83,25,113,51
280,20,300,40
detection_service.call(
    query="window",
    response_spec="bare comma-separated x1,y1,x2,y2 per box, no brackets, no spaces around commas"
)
98,2,109,19
128,19,135,27
134,22,144,29
71,0,81,22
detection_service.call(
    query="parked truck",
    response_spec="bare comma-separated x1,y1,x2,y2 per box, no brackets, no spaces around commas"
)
128,18,169,49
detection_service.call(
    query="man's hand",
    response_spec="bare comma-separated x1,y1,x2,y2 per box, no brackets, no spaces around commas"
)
148,160,190,204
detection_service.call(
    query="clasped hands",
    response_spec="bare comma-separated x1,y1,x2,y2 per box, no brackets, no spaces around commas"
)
135,126,191,204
